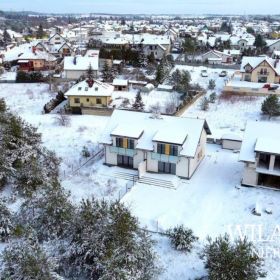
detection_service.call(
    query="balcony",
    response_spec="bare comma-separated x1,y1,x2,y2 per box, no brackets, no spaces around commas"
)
151,152,179,164
110,146,137,157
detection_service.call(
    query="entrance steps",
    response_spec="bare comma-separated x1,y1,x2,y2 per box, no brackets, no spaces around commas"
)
138,173,180,189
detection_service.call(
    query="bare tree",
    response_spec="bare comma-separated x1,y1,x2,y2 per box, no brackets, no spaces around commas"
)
55,109,71,126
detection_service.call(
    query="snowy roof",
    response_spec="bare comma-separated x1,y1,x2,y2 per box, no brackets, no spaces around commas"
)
221,134,242,141
255,138,280,155
113,79,128,86
153,128,188,145
100,110,211,157
239,121,280,163
65,80,113,97
111,124,143,139
64,56,99,71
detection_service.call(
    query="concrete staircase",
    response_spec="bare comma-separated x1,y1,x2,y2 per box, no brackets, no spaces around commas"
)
138,174,180,189
113,171,138,182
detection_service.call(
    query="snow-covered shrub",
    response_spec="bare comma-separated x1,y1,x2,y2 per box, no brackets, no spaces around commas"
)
208,79,216,90
209,92,217,103
60,198,159,279
1,239,58,280
81,146,91,158
55,109,71,127
166,225,198,252
201,234,266,280
0,200,14,242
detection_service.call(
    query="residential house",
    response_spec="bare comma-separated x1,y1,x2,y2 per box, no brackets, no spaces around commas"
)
100,110,211,179
65,79,113,114
239,121,280,189
64,54,99,80
267,39,280,53
201,50,232,64
240,56,280,84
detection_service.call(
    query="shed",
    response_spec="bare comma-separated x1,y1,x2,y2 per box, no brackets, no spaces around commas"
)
221,134,242,150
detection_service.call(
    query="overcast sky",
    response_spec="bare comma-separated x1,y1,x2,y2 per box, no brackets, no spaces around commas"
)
1,0,279,15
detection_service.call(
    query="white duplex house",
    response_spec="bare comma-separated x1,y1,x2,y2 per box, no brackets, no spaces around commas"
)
239,121,280,189
100,110,211,179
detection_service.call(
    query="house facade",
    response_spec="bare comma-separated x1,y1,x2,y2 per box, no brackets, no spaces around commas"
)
65,79,113,114
239,121,280,189
240,56,280,84
100,110,211,179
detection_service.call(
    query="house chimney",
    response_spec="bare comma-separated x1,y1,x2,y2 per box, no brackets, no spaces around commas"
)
32,46,36,54
274,59,279,68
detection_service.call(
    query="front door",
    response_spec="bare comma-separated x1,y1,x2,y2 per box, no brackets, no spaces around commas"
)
117,155,133,168
158,161,176,175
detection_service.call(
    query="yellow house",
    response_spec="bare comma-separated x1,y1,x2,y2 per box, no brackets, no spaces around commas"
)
241,56,280,84
65,79,113,114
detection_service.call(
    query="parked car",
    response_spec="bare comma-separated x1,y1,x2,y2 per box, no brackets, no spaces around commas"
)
262,84,279,90
219,70,227,77
201,70,208,77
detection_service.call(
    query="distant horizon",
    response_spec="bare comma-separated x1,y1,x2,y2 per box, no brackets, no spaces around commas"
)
1,0,280,15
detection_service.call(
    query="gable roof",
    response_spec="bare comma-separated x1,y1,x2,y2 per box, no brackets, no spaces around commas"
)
64,55,99,71
100,110,211,158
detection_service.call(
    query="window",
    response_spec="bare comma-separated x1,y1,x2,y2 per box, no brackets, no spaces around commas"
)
74,98,80,104
78,87,82,91
128,139,134,149
157,143,165,154
86,98,90,102
170,145,178,156
96,98,102,104
116,137,123,147
85,87,88,91
95,87,98,91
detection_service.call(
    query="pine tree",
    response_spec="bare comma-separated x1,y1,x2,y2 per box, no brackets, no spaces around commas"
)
261,94,280,118
201,234,266,280
36,24,45,39
166,225,198,252
18,187,74,241
86,64,94,80
254,34,267,53
61,198,159,279
209,92,217,103
1,239,57,280
132,91,145,111
138,44,147,68
102,61,114,82
3,29,12,44
155,61,165,84
0,200,14,242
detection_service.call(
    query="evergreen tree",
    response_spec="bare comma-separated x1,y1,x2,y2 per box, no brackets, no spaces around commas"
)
254,34,267,52
155,61,165,84
200,96,210,111
61,198,158,279
102,61,114,82
261,94,280,118
138,44,147,68
86,64,94,80
1,239,58,280
3,29,12,44
166,225,198,252
208,79,216,90
18,187,74,241
209,92,217,103
132,91,145,111
201,234,266,280
0,200,14,242
36,24,46,39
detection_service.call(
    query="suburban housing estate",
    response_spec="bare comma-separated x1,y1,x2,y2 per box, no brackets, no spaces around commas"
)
100,110,211,179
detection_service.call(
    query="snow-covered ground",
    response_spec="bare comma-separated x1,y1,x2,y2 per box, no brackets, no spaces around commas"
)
0,83,129,203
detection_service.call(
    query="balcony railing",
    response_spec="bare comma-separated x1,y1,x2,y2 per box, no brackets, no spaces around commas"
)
151,152,179,163
110,146,137,157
